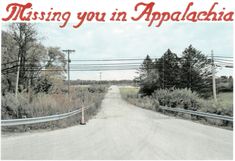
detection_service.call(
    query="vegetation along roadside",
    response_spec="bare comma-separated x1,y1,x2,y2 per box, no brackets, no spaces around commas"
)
120,87,233,129
2,85,108,133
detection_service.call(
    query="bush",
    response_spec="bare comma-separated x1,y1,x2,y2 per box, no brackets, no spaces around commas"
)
2,85,108,132
1,93,28,119
153,89,233,117
152,88,200,110
199,99,233,117
87,85,106,93
120,87,233,128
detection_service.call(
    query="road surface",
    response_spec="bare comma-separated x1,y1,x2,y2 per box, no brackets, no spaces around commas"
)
1,86,233,159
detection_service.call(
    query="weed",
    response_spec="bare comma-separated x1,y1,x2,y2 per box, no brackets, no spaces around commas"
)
2,85,108,132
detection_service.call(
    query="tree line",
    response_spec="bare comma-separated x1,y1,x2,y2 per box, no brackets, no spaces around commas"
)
68,79,134,86
1,23,67,96
136,45,214,98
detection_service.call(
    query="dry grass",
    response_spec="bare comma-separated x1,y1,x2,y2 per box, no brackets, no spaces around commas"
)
1,85,108,132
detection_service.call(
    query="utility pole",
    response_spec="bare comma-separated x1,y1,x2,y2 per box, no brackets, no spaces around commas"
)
99,72,102,88
80,79,86,125
62,49,75,95
163,57,165,89
99,72,102,81
189,54,192,89
28,71,33,103
211,50,217,102
15,56,21,97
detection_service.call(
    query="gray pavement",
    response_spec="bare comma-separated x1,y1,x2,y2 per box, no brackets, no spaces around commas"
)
1,86,233,159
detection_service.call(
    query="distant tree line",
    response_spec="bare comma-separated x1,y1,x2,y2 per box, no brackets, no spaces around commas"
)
217,76,233,93
136,45,217,98
68,79,135,86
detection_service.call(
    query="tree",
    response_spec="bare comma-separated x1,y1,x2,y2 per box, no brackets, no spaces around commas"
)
1,31,18,94
136,46,213,98
9,23,38,92
2,23,67,96
138,55,153,79
180,45,212,97
34,47,67,94
137,50,181,96
217,76,233,92
155,49,181,89
137,55,159,95
228,76,233,90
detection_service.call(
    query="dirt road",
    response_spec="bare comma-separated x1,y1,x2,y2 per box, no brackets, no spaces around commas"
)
1,86,233,159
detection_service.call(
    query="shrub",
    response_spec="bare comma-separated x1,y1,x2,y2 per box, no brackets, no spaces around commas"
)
152,88,200,110
87,85,106,93
2,85,108,132
120,87,233,128
1,93,28,119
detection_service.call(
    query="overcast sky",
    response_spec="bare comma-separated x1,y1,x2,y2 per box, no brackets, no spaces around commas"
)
2,22,233,80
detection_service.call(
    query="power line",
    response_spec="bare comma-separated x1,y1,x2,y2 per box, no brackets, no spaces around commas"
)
214,58,233,61
1,60,18,66
70,64,141,68
215,59,233,62
2,55,233,73
215,60,233,64
214,59,233,63
213,55,233,58
16,68,139,71
215,62,233,65
69,62,142,66
69,58,152,61
3,63,233,72
216,63,233,66
2,56,233,65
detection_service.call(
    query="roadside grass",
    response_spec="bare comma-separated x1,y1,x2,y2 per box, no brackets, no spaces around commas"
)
119,87,139,97
1,85,108,132
216,92,233,109
120,87,233,128
120,87,156,111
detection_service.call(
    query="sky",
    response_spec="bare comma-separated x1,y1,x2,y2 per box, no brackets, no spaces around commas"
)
2,22,234,80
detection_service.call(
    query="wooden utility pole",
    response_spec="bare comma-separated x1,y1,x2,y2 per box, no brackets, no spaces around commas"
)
189,54,192,89
163,57,165,89
99,72,102,88
211,50,217,102
28,73,33,103
99,72,102,81
62,49,75,95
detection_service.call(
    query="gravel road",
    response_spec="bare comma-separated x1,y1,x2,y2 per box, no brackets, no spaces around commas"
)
1,86,233,160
